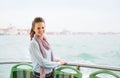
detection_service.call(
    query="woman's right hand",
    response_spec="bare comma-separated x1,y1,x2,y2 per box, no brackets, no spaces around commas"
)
59,60,67,65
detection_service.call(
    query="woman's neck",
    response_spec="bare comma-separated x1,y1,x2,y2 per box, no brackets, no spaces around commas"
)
35,34,44,40
40,36,43,40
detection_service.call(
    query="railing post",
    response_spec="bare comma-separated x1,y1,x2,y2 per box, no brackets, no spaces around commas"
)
76,64,80,70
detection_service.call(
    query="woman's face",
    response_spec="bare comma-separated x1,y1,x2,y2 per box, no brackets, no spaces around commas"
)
34,22,45,38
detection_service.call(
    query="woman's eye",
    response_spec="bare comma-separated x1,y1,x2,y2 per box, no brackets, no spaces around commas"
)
42,27,44,29
37,27,40,29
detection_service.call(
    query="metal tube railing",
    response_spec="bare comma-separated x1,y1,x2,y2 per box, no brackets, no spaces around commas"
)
0,61,120,71
0,61,32,64
66,63,120,71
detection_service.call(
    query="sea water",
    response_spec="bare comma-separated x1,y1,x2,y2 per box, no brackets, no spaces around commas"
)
0,34,120,78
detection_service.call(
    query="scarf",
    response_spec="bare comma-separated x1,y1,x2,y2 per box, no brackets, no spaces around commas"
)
34,35,54,78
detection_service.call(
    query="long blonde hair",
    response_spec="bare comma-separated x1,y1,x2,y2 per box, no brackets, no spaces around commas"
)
30,17,45,40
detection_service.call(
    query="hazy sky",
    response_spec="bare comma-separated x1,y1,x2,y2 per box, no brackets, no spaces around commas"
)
0,0,120,32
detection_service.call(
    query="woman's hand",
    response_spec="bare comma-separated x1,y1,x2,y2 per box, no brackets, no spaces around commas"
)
59,60,67,65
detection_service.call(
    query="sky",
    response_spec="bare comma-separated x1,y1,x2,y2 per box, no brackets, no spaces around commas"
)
0,0,120,32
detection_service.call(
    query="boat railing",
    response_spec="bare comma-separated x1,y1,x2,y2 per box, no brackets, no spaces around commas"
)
0,61,120,71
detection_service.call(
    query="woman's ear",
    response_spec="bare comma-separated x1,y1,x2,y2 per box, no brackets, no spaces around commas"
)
32,29,35,33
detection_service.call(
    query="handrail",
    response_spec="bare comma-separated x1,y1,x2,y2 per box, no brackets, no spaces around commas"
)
66,63,120,71
0,61,32,64
0,61,120,71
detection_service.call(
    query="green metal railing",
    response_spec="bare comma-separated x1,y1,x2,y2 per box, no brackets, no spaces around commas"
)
10,63,33,78
89,69,120,78
54,65,82,78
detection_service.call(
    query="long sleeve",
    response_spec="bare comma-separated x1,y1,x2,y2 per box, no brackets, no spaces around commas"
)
29,39,60,69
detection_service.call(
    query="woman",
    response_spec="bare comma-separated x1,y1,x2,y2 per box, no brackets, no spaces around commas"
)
29,17,67,78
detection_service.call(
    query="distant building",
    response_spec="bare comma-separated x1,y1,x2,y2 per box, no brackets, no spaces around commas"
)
0,27,29,35
0,27,17,35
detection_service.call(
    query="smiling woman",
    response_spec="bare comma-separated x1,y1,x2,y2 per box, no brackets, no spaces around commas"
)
29,17,67,78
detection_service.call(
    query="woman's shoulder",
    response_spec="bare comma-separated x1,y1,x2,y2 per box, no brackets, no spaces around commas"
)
29,38,40,50
30,38,38,45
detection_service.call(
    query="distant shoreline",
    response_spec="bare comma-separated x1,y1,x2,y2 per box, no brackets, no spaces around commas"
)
0,31,120,35
0,27,120,35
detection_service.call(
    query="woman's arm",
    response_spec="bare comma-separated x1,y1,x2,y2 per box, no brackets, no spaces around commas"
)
29,40,61,68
